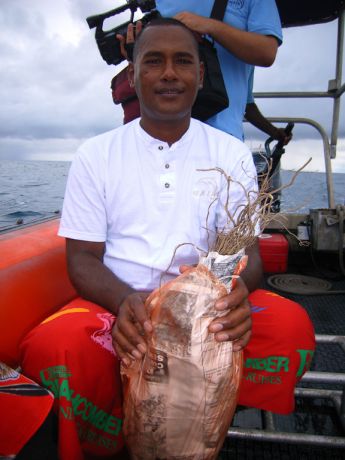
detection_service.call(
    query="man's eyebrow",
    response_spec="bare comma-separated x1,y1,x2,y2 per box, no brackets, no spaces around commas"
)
175,51,196,58
142,51,163,58
142,50,196,58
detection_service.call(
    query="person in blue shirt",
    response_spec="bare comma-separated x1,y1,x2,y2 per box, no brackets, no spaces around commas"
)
156,0,282,140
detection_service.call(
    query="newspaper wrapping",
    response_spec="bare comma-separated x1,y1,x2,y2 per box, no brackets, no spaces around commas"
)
121,249,247,460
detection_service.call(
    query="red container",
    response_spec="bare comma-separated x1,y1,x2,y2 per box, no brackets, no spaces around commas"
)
258,233,288,273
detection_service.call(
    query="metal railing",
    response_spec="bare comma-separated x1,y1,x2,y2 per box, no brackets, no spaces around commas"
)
250,8,344,210
227,334,345,448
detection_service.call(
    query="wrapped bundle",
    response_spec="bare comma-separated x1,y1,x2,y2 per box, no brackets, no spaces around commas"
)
120,160,304,458
121,250,247,460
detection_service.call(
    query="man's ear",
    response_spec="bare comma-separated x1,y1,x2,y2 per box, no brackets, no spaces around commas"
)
199,61,205,89
127,62,135,88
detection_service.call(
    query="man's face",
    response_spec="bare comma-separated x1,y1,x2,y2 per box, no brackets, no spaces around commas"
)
128,25,204,122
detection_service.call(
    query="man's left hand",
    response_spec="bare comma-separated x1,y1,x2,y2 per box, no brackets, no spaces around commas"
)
209,277,252,351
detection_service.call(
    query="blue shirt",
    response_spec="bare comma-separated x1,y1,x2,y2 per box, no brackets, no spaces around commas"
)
155,0,282,140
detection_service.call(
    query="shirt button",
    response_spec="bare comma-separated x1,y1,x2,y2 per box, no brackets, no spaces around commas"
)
158,145,163,150
165,163,170,169
165,183,170,188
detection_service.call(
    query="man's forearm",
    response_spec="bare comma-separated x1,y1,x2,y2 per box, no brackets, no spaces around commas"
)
207,19,278,67
67,249,135,315
174,12,278,67
245,103,278,138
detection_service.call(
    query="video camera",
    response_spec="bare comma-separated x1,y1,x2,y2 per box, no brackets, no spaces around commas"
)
86,0,160,66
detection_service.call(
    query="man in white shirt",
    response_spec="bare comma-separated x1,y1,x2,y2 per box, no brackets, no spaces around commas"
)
60,19,259,360
21,18,314,459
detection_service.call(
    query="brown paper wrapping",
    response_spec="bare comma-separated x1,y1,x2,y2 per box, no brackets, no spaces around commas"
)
121,263,243,460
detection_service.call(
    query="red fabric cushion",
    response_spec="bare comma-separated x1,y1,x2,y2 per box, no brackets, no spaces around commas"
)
239,289,315,414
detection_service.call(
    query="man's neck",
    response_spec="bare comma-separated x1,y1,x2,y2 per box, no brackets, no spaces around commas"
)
139,117,191,147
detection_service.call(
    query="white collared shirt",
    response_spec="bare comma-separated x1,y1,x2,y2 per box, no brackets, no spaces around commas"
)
59,118,258,291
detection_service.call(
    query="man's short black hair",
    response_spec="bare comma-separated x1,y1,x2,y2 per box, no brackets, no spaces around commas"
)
132,17,200,62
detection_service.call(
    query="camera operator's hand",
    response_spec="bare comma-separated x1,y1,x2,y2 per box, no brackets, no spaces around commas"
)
116,21,143,62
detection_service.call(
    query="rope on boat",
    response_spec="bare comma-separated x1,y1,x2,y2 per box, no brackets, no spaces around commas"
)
266,274,345,296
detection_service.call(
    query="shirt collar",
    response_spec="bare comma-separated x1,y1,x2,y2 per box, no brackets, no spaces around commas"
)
134,118,195,151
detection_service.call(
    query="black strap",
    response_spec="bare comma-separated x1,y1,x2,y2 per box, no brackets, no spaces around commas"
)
210,0,228,20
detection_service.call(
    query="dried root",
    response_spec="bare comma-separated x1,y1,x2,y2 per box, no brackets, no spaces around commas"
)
199,157,312,255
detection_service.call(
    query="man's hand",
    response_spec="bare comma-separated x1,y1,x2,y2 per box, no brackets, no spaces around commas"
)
180,265,252,351
273,127,292,146
112,291,152,366
174,12,211,36
208,277,252,351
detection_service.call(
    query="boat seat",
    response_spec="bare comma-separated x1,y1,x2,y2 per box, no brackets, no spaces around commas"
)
0,219,77,368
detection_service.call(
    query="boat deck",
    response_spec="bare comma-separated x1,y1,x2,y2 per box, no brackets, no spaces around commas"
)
220,250,345,459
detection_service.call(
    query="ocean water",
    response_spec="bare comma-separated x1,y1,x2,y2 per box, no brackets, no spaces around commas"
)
0,160,69,231
0,159,344,232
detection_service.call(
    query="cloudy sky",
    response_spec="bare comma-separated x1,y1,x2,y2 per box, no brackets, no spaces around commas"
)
1,0,344,173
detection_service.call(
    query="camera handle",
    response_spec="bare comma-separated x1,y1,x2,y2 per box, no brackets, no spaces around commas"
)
87,2,138,31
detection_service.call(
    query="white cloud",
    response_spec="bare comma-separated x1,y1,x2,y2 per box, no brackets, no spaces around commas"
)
0,0,344,173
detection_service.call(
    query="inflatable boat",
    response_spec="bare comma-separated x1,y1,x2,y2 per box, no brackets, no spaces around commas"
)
0,1,344,458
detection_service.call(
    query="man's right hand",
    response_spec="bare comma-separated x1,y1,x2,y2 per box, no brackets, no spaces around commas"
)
112,291,152,366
